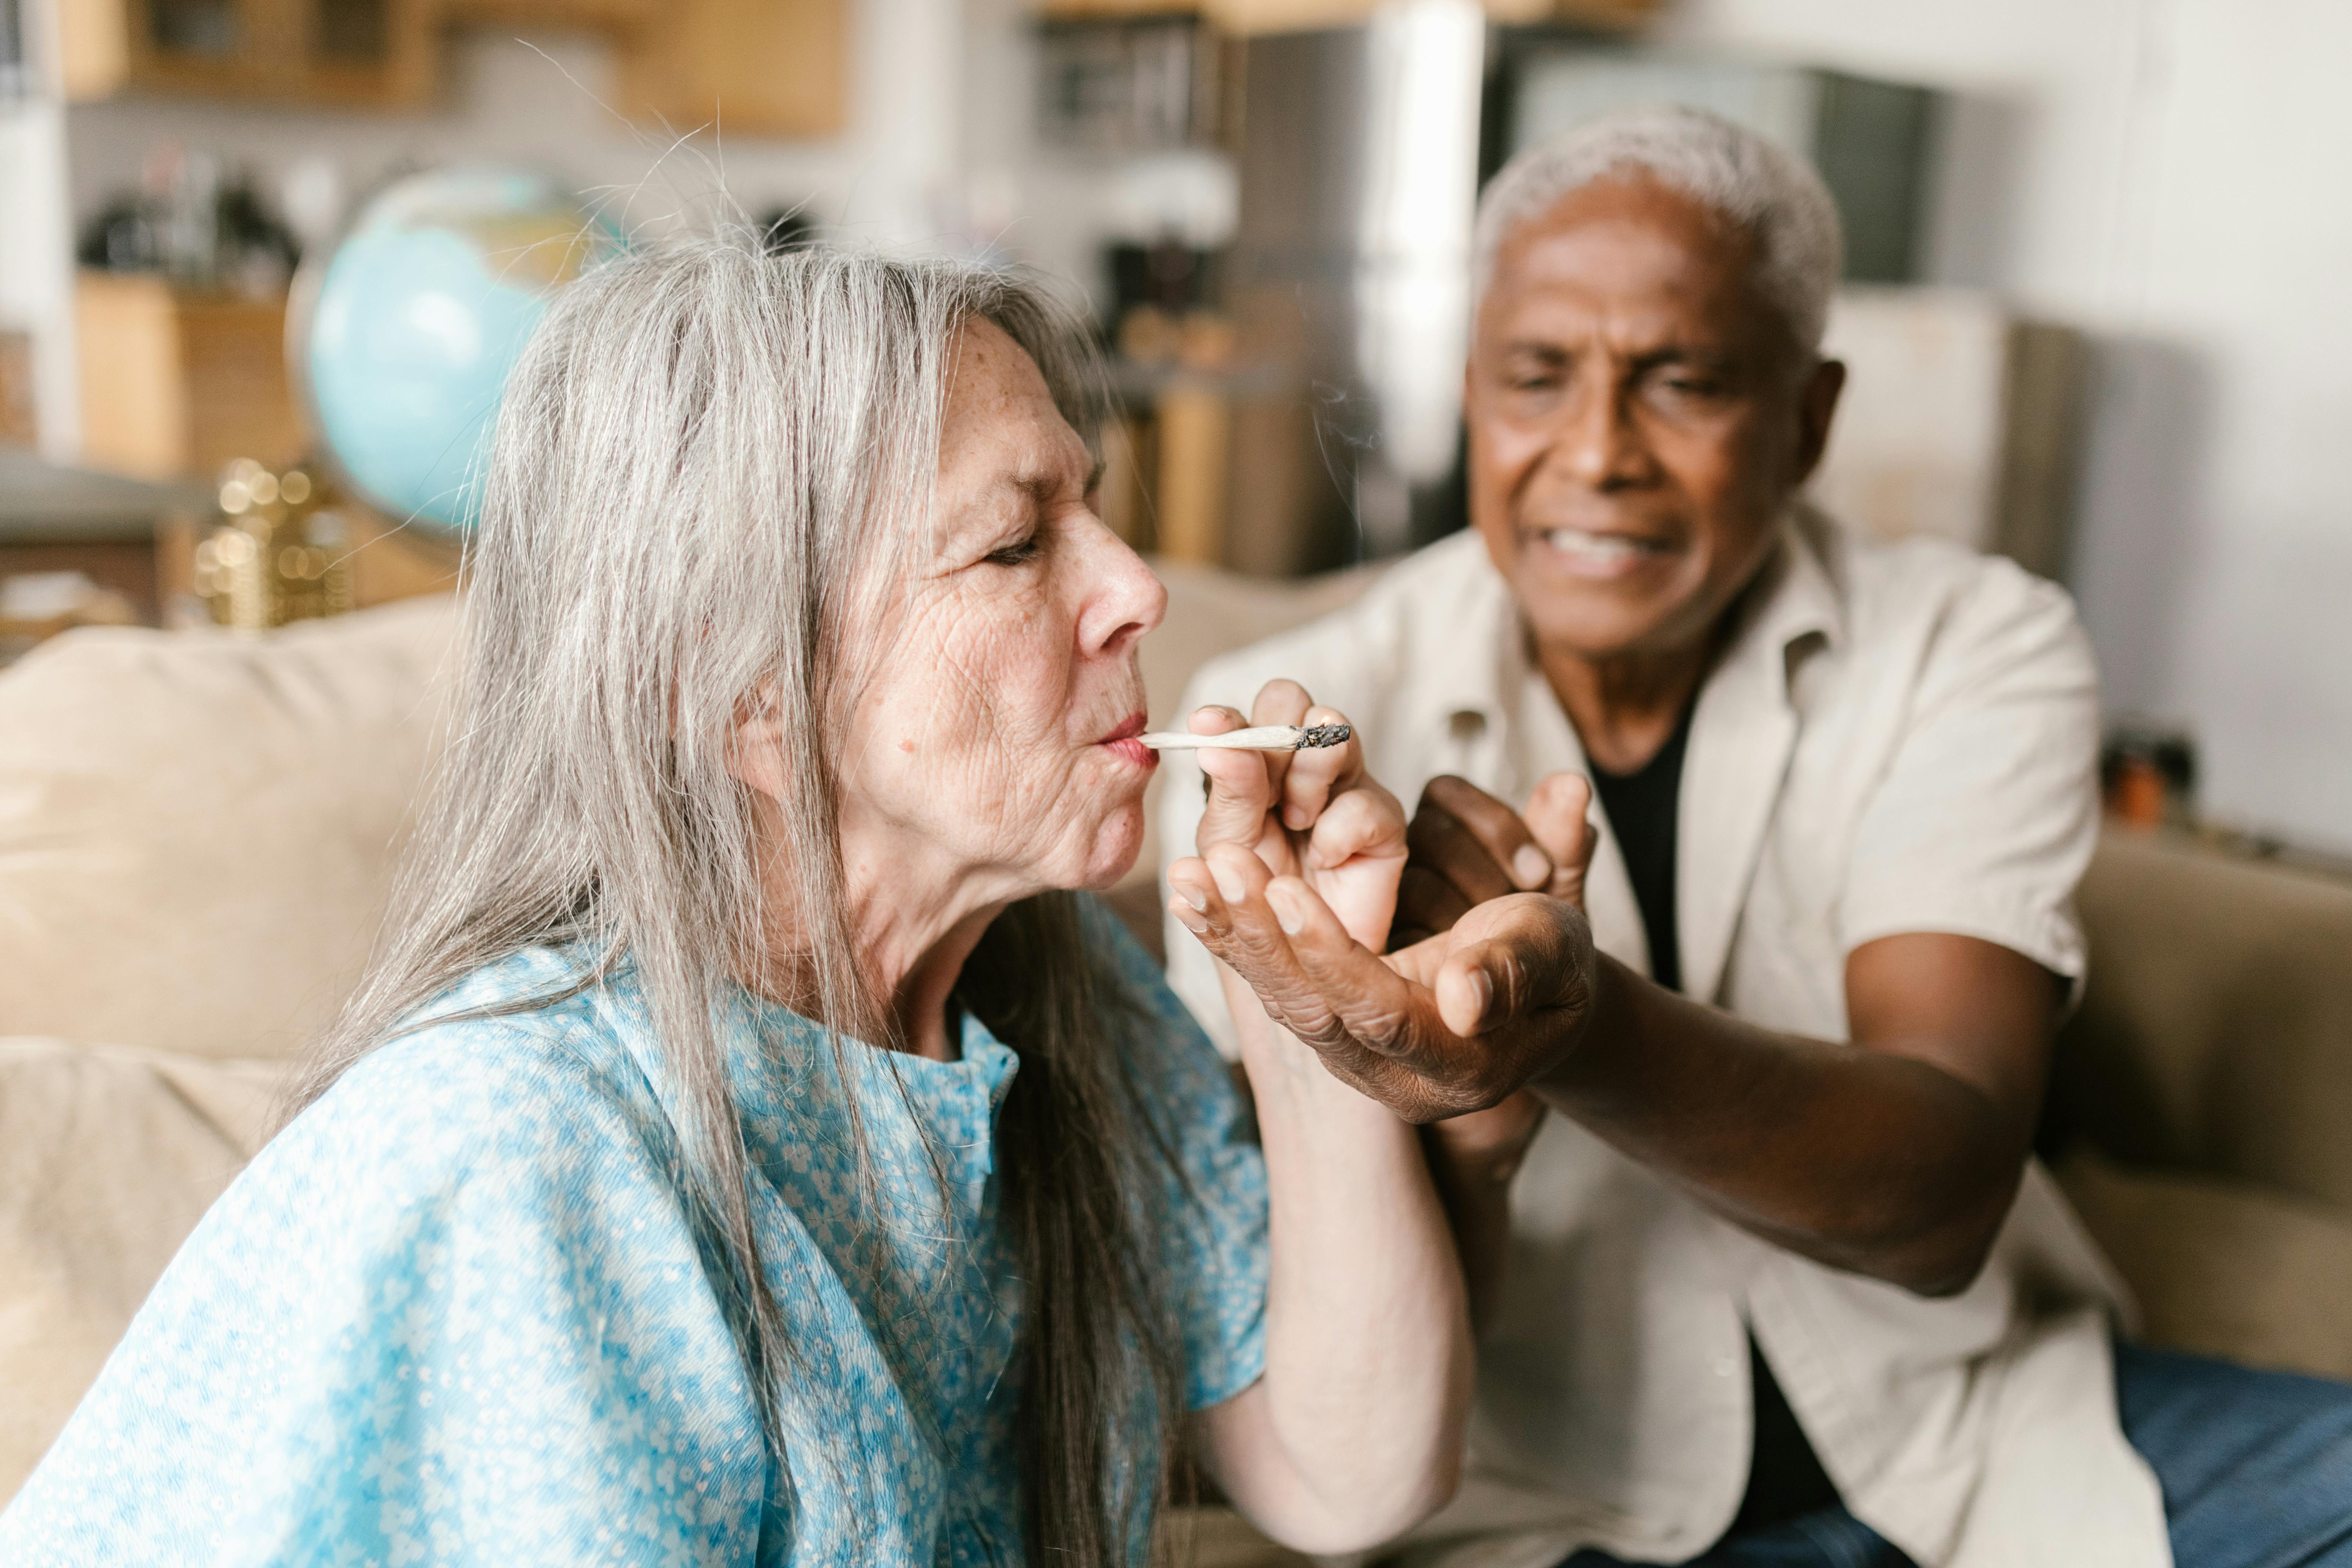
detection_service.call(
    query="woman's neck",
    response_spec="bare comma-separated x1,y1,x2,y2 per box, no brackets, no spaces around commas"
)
748,798,1021,1062
1537,638,1709,776
870,901,1003,1062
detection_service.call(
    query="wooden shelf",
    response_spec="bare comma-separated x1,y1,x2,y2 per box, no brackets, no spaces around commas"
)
74,273,302,484
618,0,846,140
60,0,436,108
58,0,849,136
1037,0,1656,33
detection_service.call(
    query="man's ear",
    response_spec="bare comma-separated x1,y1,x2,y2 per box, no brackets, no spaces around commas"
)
1792,357,1847,486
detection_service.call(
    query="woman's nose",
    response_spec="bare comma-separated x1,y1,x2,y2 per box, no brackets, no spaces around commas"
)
1075,521,1167,656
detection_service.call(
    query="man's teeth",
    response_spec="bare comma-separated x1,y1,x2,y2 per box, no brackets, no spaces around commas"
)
1542,529,1654,563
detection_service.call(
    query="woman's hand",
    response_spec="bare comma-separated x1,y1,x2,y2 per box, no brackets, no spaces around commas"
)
1161,683,1467,1552
1170,680,1404,952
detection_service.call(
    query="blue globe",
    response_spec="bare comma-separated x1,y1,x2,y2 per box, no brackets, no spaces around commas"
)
296,168,626,531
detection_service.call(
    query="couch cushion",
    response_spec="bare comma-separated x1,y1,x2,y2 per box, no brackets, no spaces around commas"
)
2057,1146,2352,1382
0,597,458,1061
2057,829,2352,1213
0,1038,282,1504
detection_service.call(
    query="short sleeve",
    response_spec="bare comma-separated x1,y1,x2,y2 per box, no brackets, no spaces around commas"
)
1085,898,1269,1411
0,1028,772,1567
1837,566,2101,985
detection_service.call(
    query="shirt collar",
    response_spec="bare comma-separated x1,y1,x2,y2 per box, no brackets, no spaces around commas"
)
1429,504,1844,736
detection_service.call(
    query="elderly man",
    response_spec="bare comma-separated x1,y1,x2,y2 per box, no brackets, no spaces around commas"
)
1160,107,2352,1568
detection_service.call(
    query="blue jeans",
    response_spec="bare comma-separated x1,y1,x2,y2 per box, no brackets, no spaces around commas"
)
1562,1344,2352,1567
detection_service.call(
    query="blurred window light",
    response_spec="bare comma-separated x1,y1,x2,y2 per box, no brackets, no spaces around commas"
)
1355,0,1483,491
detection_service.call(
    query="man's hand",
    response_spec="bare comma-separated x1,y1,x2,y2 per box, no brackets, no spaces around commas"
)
1168,848,1599,1123
1395,772,1596,947
1388,774,1598,1198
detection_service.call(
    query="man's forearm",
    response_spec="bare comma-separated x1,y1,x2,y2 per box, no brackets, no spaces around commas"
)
1533,955,2029,1296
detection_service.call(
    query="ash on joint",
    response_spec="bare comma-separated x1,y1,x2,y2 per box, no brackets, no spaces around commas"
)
1298,723,1353,749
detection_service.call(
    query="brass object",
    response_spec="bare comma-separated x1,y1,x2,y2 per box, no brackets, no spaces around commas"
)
191,458,353,630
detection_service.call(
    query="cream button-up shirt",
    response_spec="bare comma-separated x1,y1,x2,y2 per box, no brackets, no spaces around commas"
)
1160,510,2169,1568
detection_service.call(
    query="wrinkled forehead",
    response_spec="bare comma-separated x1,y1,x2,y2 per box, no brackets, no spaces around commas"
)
1480,177,1780,349
935,322,1093,515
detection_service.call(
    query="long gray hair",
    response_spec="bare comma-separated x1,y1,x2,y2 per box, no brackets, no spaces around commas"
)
289,240,1187,1563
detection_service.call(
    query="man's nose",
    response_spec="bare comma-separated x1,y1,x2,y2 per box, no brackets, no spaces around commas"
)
1555,376,1655,491
1075,519,1167,656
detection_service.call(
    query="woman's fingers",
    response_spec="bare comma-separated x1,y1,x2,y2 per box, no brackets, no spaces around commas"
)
1247,680,1313,822
1524,773,1596,909
1174,847,1431,1091
1303,774,1405,873
1277,703,1362,833
1192,705,1276,852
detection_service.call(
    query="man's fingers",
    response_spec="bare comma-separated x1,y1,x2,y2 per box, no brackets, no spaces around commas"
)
1433,893,1596,1038
1420,775,1553,892
1525,773,1596,907
1391,866,1472,951
1405,802,1518,910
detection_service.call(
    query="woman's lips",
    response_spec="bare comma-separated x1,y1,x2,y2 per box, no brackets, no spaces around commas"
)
1098,711,1157,770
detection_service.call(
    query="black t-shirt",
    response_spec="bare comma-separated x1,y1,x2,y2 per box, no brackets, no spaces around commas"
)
1587,704,1843,1537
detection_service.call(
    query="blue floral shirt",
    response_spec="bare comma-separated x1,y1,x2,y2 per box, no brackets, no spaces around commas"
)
0,909,1268,1566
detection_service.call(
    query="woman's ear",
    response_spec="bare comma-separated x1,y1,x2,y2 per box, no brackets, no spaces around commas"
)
726,682,791,800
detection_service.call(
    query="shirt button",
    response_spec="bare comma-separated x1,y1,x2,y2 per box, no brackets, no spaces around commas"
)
1712,1356,1738,1378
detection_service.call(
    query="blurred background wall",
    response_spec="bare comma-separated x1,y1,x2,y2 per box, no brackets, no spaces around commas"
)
1661,0,2352,887
2,0,2346,855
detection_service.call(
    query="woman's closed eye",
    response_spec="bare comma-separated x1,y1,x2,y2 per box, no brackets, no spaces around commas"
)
983,531,1042,568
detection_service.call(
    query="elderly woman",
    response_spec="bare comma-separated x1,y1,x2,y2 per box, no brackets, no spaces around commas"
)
0,247,1472,1564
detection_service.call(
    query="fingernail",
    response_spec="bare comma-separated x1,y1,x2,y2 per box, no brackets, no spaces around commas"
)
1210,861,1246,903
1466,969,1494,1021
1284,805,1310,831
1176,882,1207,912
1511,845,1552,890
1171,902,1207,932
1266,883,1305,935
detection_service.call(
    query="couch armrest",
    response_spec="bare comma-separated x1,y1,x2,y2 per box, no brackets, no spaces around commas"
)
2052,828,2352,1211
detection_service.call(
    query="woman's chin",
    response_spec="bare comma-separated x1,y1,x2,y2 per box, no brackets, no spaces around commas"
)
1060,803,1146,892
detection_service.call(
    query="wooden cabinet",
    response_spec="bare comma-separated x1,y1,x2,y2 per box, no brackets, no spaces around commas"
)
1038,0,1655,33
57,0,847,136
59,0,435,107
619,0,846,141
74,273,302,483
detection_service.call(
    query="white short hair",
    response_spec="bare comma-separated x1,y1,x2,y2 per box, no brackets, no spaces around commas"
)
1474,103,1844,353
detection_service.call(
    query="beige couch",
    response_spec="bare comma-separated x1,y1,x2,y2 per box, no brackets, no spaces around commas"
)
4,575,2350,1512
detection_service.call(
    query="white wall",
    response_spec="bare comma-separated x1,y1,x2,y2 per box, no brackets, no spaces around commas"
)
1660,0,2352,855
0,0,81,458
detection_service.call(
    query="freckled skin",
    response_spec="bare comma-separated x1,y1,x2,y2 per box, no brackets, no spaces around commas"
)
728,320,1166,1057
838,318,1164,901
